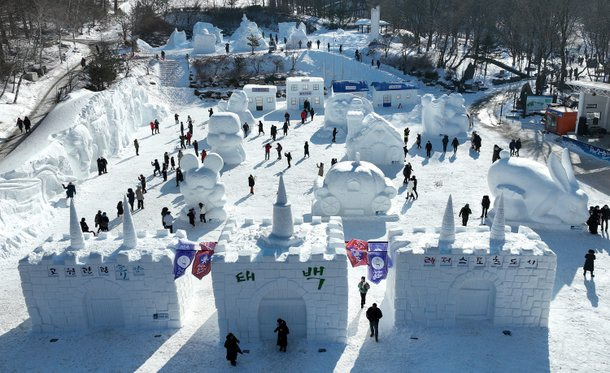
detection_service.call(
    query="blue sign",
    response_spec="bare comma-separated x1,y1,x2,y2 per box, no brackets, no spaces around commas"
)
367,242,389,284
174,241,197,279
562,136,610,162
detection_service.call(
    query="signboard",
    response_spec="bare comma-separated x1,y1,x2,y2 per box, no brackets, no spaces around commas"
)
422,255,540,269
562,136,610,162
525,95,553,115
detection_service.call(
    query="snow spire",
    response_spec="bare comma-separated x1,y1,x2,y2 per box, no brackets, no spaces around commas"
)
490,193,506,253
69,199,85,251
122,195,138,249
271,174,294,239
438,194,455,252
354,152,361,164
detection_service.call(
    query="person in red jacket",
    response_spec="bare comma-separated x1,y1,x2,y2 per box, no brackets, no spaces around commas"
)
300,109,307,124
149,121,155,135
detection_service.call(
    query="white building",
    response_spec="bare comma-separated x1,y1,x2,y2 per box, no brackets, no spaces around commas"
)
18,200,198,332
370,82,418,108
243,84,277,112
213,176,348,343
285,77,325,111
386,196,557,327
567,80,610,134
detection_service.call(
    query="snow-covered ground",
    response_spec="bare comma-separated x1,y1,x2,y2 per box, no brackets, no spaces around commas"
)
0,32,609,372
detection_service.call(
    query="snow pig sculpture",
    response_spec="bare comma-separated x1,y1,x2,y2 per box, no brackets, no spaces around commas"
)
207,112,246,165
487,148,588,225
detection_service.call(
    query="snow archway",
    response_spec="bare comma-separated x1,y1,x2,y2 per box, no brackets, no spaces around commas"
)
83,280,127,329
448,270,503,323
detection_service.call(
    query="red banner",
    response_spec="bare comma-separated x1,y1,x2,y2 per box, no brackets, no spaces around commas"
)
191,242,217,279
345,239,368,267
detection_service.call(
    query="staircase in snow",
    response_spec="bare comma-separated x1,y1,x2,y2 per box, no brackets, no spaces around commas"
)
159,59,187,87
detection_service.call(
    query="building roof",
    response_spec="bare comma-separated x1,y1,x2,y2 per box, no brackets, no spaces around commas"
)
331,80,369,93
567,80,610,97
286,76,324,83
243,84,277,93
370,82,417,91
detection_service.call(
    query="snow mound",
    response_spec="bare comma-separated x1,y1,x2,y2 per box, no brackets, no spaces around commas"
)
180,153,227,221
346,112,404,165
193,22,223,45
324,93,373,131
286,27,308,49
487,148,589,225
136,39,155,54
217,90,255,125
421,93,469,137
164,28,189,50
230,14,268,53
278,22,297,40
207,112,246,165
193,29,216,54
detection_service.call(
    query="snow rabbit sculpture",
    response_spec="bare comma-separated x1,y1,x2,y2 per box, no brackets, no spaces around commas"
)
487,148,588,225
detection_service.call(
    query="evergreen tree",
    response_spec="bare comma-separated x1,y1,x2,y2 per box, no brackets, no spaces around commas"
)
85,45,124,91
246,34,260,55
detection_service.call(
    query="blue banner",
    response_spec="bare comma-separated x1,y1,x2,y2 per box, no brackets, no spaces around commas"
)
174,241,197,280
562,136,610,162
367,241,388,284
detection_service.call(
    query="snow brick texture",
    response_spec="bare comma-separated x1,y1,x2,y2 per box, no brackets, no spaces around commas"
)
386,226,556,328
212,218,348,343
18,233,196,332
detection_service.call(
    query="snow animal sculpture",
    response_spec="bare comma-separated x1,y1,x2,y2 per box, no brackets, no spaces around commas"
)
179,153,227,221
164,28,189,49
345,112,404,165
193,22,223,45
487,148,588,225
421,93,469,137
312,153,397,216
193,29,216,54
324,93,374,131
286,27,308,49
217,90,256,125
207,112,246,165
230,14,268,53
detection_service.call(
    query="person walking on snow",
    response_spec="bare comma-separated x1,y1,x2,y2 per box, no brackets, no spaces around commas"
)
459,204,472,226
23,116,31,132
271,125,277,141
174,113,179,125
442,135,449,154
405,178,415,201
150,121,155,135
276,143,283,159
179,134,186,149
193,139,199,156
127,188,135,212
358,276,370,309
332,127,338,143
600,205,610,231
248,174,255,194
154,119,160,134
402,163,413,184
451,137,459,155
317,163,324,177
425,141,433,158
284,112,290,124
175,168,184,187
274,319,290,352
264,143,272,160
224,333,243,367
199,202,207,223
300,109,307,124
242,122,249,137
186,131,192,146
151,159,161,176
200,149,207,164
282,121,289,136
138,174,147,193
366,303,383,342
583,249,596,278
304,141,310,158
163,211,174,233
208,108,214,117
481,196,491,219
116,201,124,217
136,185,144,209
509,139,516,156
403,128,410,144
187,208,196,227
16,117,23,133
410,176,418,199
180,122,185,136
258,121,264,135
309,107,315,121
416,134,422,149
515,138,522,156
170,156,176,171
134,139,139,156
178,150,184,166
62,182,76,199
285,151,292,168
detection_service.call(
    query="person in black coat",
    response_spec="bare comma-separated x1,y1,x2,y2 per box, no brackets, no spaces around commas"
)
410,176,418,199
80,218,96,236
425,141,433,158
332,127,338,143
459,204,472,226
442,135,449,154
274,319,290,352
416,134,422,149
127,188,135,212
175,168,184,187
224,333,242,366
285,151,292,168
601,204,610,232
248,174,255,194
587,206,600,234
402,163,412,184
62,182,76,198
304,141,310,158
451,137,459,155
366,303,383,342
492,145,502,163
23,116,31,132
116,201,124,217
480,196,491,218
583,249,596,278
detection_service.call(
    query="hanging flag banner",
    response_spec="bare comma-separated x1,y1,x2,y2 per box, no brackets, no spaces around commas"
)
345,239,369,267
192,242,217,280
367,241,389,284
174,241,197,280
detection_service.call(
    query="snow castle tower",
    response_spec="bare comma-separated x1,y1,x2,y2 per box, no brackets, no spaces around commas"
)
212,176,348,343
370,5,381,41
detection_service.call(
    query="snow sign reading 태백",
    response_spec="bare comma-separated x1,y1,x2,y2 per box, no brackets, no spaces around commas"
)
367,242,389,283
174,241,197,279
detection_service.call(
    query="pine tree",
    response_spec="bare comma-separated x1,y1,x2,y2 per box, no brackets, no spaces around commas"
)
85,45,124,91
246,34,260,55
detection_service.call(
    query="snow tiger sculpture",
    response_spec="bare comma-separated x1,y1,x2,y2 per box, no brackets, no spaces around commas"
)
179,153,227,221
487,148,589,225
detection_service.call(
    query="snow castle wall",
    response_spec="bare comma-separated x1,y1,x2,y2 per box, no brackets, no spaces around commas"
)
386,226,556,328
18,232,197,332
212,218,348,343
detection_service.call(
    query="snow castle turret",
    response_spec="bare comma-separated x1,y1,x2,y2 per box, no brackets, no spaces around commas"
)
438,194,455,252
122,195,137,249
69,199,85,251
271,175,294,239
489,194,505,253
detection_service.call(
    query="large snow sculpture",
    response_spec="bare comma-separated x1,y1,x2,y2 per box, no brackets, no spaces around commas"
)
207,112,246,165
164,28,189,50
278,22,297,40
286,26,308,49
193,29,216,54
488,148,589,225
193,22,223,44
230,14,268,53
312,153,397,216
345,112,404,165
217,90,256,125
179,153,227,221
421,93,469,137
324,93,374,132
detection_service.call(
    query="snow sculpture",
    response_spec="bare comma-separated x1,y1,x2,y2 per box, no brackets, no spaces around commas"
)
488,148,589,225
286,27,308,49
421,93,469,137
68,199,85,251
270,175,294,239
193,29,216,54
345,112,404,165
278,22,297,40
324,93,374,132
193,22,223,44
438,194,455,252
179,153,227,221
122,195,137,249
230,14,268,53
207,112,246,166
217,90,256,125
164,28,189,50
370,5,381,41
312,153,397,216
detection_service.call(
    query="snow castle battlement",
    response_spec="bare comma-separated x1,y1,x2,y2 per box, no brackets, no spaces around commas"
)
18,204,198,333
386,224,556,328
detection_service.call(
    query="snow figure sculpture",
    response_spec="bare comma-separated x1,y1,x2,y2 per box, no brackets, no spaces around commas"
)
278,22,297,40
438,194,455,253
193,22,223,45
193,29,216,54
488,148,588,225
230,14,268,53
179,153,227,221
324,93,374,132
286,27,308,49
207,112,246,165
421,93,469,137
345,112,404,165
164,28,189,50
68,199,85,251
312,153,397,216
122,195,137,249
217,90,256,125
